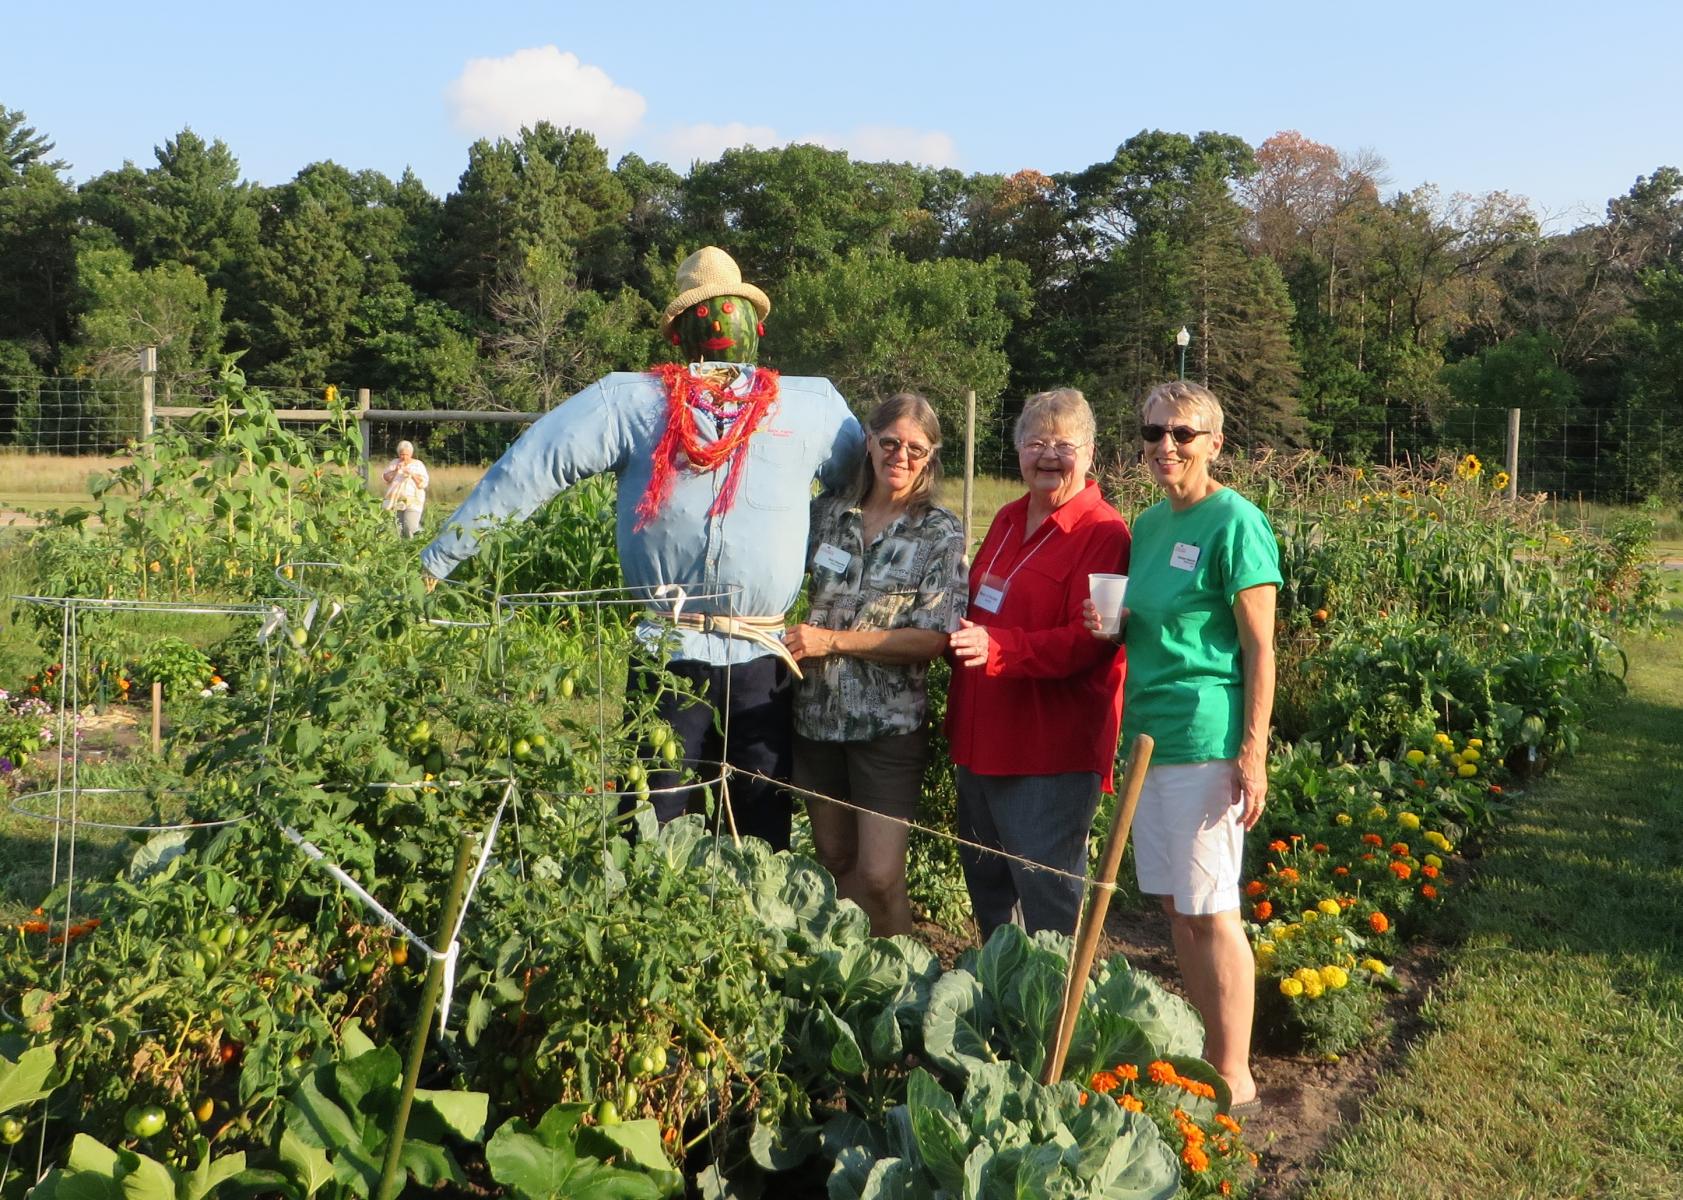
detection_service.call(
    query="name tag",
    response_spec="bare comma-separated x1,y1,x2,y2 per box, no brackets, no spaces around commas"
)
1170,542,1201,571
814,542,852,573
974,584,1005,613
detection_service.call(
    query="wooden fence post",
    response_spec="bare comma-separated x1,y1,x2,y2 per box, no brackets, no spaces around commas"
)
1506,408,1520,501
150,681,163,754
963,390,976,553
357,388,372,464
138,347,157,443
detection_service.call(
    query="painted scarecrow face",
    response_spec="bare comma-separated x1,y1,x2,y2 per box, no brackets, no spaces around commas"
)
671,294,762,364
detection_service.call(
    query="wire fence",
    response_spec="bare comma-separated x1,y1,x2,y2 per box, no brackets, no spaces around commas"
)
1,369,1673,505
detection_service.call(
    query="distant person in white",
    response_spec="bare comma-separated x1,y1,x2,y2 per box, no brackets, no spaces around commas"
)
382,441,429,538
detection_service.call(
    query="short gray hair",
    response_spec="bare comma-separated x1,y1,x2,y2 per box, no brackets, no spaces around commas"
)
1141,381,1224,438
1015,387,1096,447
395,440,416,456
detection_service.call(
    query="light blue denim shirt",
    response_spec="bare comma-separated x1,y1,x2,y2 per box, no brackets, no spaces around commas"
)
421,366,864,665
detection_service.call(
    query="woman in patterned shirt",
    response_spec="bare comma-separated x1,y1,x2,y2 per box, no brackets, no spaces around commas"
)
783,393,967,936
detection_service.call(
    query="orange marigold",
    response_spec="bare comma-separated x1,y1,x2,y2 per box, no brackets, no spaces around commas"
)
1215,1113,1242,1134
1422,864,1440,878
1090,1070,1121,1095
1245,880,1267,897
1334,866,1350,876
1121,1093,1144,1112
1277,867,1300,883
1148,1060,1179,1085
1489,784,1504,794
1268,839,1288,853
1421,884,1439,900
1117,1063,1140,1081
1253,900,1273,921
1390,842,1410,856
1312,842,1328,853
1389,861,1412,880
1180,1078,1217,1100
1369,911,1390,934
1362,833,1383,846
1220,1182,1234,1196
1182,1144,1210,1173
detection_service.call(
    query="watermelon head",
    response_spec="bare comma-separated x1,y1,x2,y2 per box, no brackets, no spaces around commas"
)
671,294,761,363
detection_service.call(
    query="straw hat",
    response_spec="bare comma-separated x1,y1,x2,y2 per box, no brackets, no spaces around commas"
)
661,247,771,333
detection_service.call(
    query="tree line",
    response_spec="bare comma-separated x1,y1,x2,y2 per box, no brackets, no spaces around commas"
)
1,105,1679,497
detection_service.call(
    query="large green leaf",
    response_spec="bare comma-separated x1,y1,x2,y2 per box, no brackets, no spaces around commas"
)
818,999,867,1076
1090,961,1203,1058
1093,1110,1181,1200
0,1043,56,1111
486,1112,662,1200
904,1069,967,1195
922,970,995,1077
747,1118,820,1173
279,1128,336,1196
413,1087,490,1141
1062,1009,1153,1084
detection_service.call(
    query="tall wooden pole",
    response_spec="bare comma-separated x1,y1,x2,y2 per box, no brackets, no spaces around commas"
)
1506,407,1521,501
1043,735,1154,1085
138,347,157,443
962,390,976,553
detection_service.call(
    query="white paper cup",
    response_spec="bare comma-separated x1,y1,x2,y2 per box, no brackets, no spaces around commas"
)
1088,573,1129,635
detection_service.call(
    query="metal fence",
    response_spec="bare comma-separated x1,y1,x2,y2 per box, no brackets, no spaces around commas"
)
1,364,1672,504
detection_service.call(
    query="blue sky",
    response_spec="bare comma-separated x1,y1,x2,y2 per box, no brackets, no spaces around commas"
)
8,0,1678,229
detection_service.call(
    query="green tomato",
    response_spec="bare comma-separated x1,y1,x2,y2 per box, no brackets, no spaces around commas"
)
289,628,309,650
512,738,534,762
635,1053,658,1077
406,719,432,745
124,1104,167,1139
661,739,680,764
560,675,576,699
214,924,234,949
593,1099,621,1126
618,1082,639,1112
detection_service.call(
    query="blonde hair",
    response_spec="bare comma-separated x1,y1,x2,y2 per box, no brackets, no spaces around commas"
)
1141,381,1225,438
855,392,943,513
1016,387,1096,447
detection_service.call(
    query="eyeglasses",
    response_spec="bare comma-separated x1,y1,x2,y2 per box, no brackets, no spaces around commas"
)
1019,439,1087,459
1141,424,1212,446
876,435,931,461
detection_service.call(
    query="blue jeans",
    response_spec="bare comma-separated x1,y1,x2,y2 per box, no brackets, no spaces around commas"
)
956,767,1101,940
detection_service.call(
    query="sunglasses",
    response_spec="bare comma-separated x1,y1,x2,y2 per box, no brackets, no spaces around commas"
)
1140,424,1212,446
876,435,931,461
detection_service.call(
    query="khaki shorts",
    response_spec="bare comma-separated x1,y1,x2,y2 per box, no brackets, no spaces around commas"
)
1131,760,1244,916
793,729,929,821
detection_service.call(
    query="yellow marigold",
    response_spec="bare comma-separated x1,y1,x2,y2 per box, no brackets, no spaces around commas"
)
1462,747,1481,762
1362,957,1387,973
1302,975,1325,999
1294,967,1320,985
1398,811,1421,829
1424,830,1451,850
1317,899,1342,916
1458,762,1477,777
1320,965,1350,989
1301,909,1320,923
1424,853,1444,869
1335,812,1352,826
1404,749,1426,765
1121,1093,1144,1112
1450,752,1464,767
1280,978,1305,998
1468,737,1483,749
1367,804,1389,820
1434,732,1454,747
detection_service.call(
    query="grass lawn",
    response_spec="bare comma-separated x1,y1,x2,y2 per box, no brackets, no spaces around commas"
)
1300,613,1683,1199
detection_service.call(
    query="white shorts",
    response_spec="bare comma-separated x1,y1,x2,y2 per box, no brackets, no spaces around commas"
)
1131,760,1244,916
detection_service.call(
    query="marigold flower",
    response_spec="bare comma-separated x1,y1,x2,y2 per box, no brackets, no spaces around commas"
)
1302,975,1325,998
1367,804,1389,820
1280,978,1304,997
1424,830,1450,850
1117,1063,1139,1082
1489,784,1504,794
1362,852,1377,861
1335,812,1352,826
1369,912,1390,934
1182,1144,1210,1173
1362,833,1383,846
1333,866,1350,876
1277,867,1300,883
1398,812,1421,829
1220,1181,1233,1196
1245,880,1267,897
1268,839,1289,853
1362,957,1387,973
1424,853,1443,868
1404,748,1426,765
1301,909,1319,923
1148,1061,1178,1085
1317,899,1341,916
1252,900,1274,921
1422,864,1440,879
1090,1070,1121,1095
1120,1092,1144,1112
1462,747,1481,762
1215,1113,1242,1135
1389,861,1412,880
1320,965,1349,989
1421,884,1438,900
1180,1078,1217,1100
1312,842,1328,853
1391,842,1410,856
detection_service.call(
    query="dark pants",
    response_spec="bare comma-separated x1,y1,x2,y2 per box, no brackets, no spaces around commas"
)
956,767,1102,941
627,656,795,851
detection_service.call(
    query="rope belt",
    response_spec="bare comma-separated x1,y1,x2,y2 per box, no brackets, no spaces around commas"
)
666,611,803,679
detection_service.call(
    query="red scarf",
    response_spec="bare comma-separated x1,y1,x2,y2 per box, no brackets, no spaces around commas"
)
634,363,782,531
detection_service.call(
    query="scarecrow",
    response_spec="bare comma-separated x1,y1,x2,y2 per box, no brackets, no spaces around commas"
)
421,247,863,849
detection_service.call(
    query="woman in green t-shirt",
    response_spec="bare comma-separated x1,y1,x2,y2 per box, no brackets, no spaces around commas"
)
1084,380,1281,1114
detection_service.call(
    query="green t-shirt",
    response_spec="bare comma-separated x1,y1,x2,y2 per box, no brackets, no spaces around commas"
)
1120,487,1282,764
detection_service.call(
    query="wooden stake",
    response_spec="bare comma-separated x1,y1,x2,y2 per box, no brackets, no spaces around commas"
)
1042,734,1154,1086
151,681,163,754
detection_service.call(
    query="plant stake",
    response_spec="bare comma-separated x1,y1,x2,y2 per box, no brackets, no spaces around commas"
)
375,832,477,1200
1042,733,1153,1085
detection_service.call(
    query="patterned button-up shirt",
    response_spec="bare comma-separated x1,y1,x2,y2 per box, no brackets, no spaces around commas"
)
795,493,967,742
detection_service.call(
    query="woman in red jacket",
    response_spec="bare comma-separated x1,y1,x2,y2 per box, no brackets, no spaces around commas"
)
947,388,1130,939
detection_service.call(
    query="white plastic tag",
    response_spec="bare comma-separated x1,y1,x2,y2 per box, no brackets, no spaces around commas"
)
814,542,852,573
974,584,1005,613
1170,542,1201,571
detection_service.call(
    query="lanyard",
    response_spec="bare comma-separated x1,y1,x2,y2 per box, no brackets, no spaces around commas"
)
979,512,1058,599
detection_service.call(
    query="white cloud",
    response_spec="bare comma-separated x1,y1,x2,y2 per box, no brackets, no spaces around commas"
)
446,47,646,142
658,122,782,166
802,125,961,168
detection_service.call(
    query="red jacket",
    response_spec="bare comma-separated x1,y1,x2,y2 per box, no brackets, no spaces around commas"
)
946,481,1130,790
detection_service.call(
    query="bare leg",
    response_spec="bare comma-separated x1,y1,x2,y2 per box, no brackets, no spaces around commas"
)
851,808,916,937
808,795,862,900
1163,897,1258,1105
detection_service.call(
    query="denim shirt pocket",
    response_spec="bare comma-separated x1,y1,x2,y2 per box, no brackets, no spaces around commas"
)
744,433,811,511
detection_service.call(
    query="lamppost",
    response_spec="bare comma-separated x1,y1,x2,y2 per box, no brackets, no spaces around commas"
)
1175,326,1191,380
